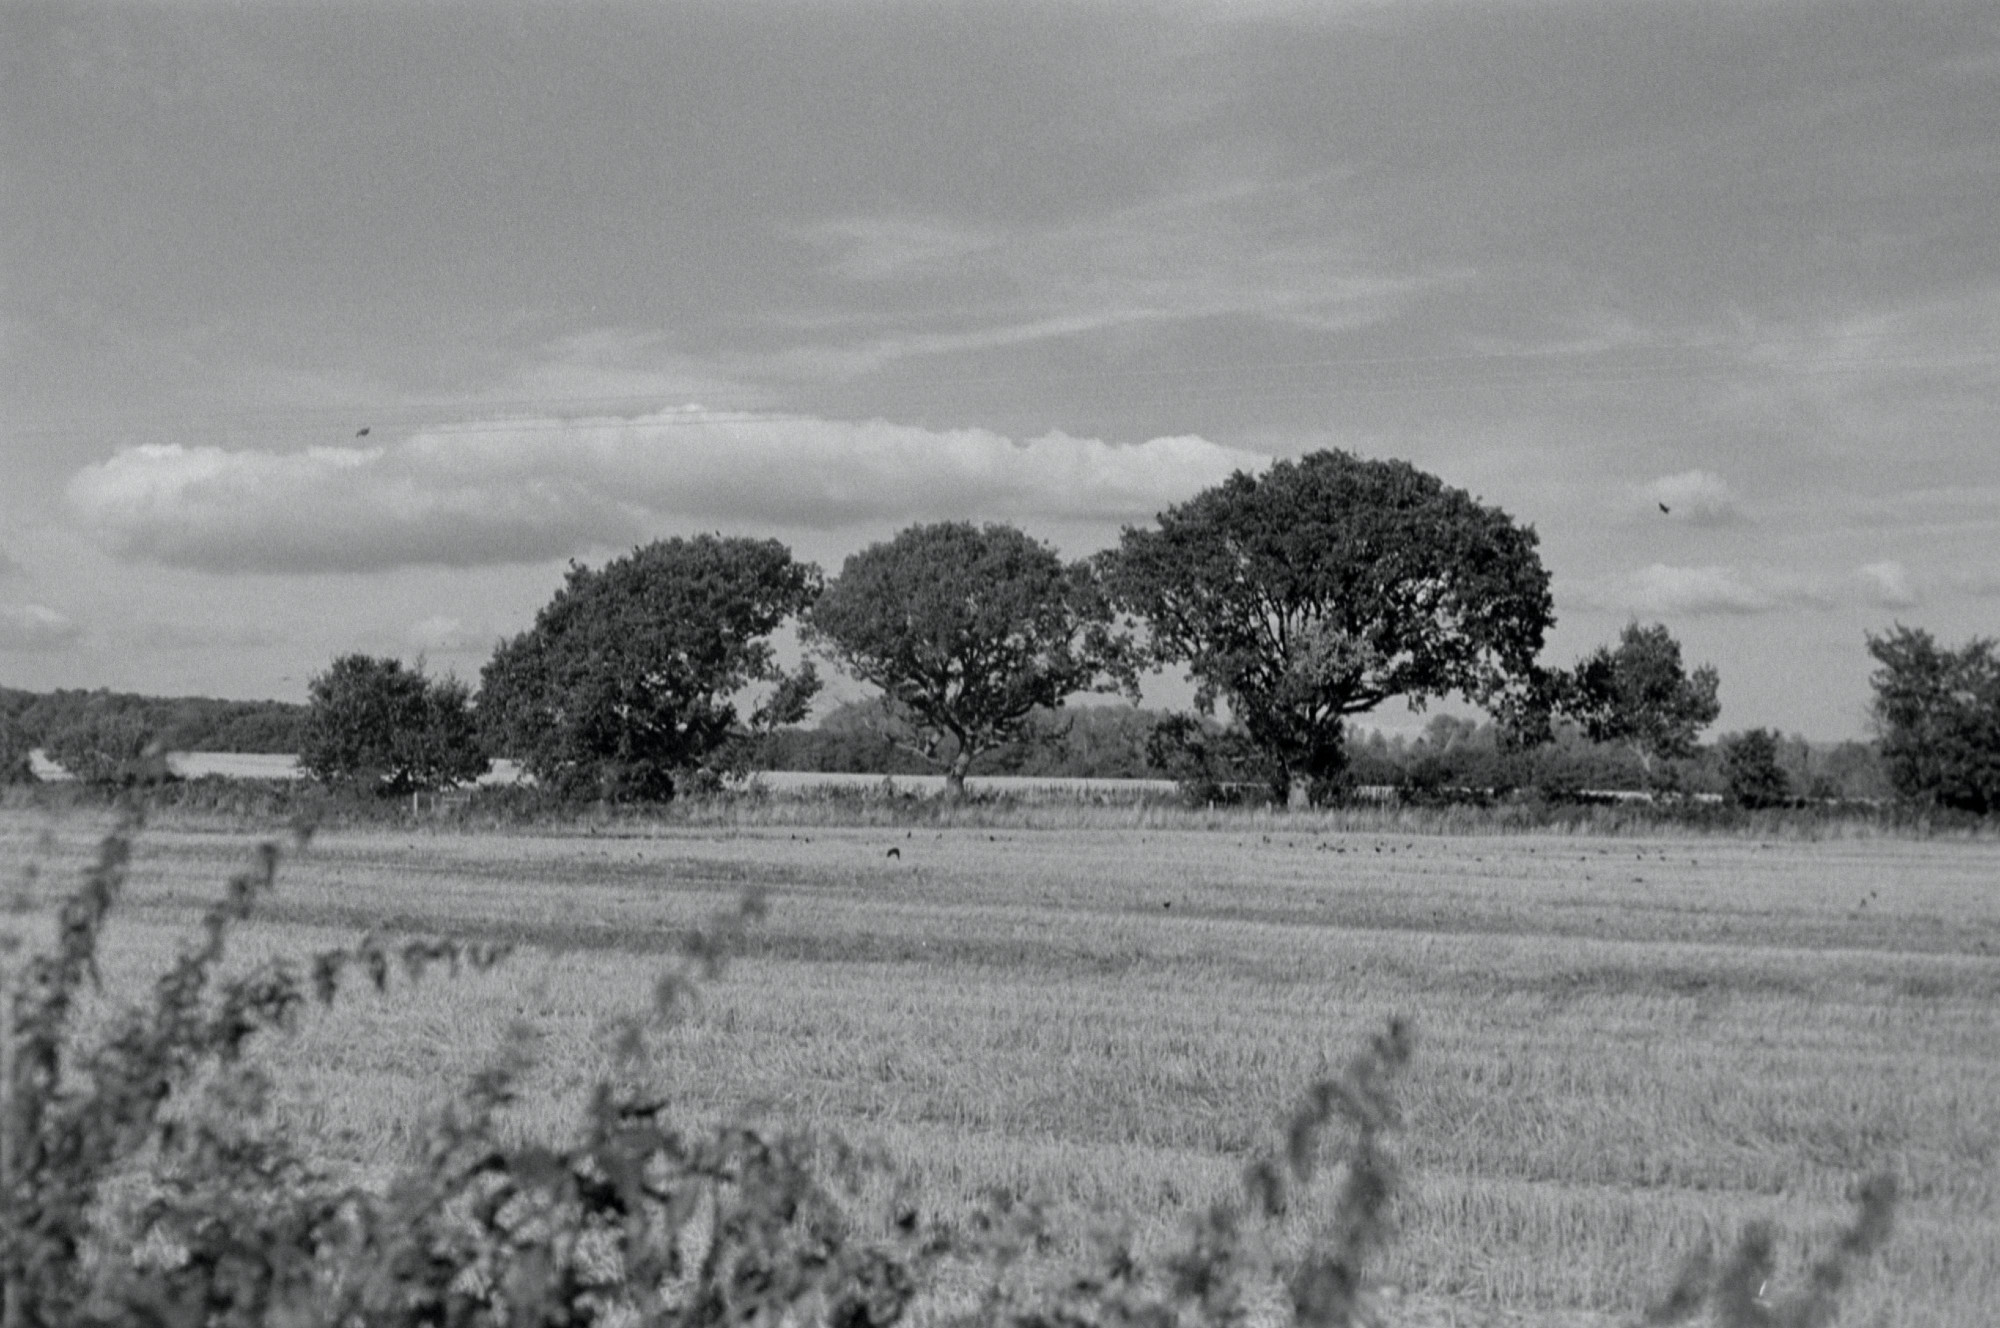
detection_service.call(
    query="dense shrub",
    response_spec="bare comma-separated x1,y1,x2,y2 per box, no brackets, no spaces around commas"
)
1722,728,1793,809
1146,713,1282,805
0,712,33,785
298,653,489,795
41,709,167,785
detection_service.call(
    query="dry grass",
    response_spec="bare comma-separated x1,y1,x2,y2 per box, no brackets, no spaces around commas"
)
4,809,1993,1324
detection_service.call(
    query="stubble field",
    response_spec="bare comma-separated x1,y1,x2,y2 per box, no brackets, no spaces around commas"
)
3,806,1996,1325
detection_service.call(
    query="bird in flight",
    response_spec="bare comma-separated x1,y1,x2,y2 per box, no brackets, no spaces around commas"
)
1658,502,1671,514
356,427,371,437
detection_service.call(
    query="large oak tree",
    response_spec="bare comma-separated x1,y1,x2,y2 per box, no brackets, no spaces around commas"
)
1107,450,1553,805
806,522,1134,798
480,536,820,801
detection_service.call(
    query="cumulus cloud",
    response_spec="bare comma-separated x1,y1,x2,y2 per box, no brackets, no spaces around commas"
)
66,414,1267,574
1855,561,1922,609
0,603,83,651
1566,564,1833,617
1638,470,1745,526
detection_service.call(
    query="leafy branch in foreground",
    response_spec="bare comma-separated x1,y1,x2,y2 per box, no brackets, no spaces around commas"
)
0,798,512,1326
1640,1172,1898,1328
952,1017,1414,1328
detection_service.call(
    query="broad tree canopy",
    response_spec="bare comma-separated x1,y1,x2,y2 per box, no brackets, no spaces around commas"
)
1108,450,1552,804
480,536,820,801
806,521,1133,795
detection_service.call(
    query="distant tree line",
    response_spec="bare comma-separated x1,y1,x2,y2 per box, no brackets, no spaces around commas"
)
750,700,1892,803
0,686,305,785
0,687,304,754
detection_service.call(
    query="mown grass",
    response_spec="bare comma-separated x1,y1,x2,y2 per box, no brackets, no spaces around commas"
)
4,810,1992,1324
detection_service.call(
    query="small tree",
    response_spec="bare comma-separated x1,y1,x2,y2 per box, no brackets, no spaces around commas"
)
1866,624,2000,814
1721,727,1792,809
2,709,39,784
299,655,489,795
42,709,164,785
1145,714,1278,805
806,522,1134,798
1562,622,1720,787
1818,739,1890,802
480,536,820,801
1108,450,1552,805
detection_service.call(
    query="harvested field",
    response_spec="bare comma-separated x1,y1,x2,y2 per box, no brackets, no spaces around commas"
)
3,808,1995,1325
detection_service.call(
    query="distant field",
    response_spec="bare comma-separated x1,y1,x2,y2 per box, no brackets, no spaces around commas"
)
162,752,534,785
745,769,1182,797
33,751,1178,798
3,811,1995,1325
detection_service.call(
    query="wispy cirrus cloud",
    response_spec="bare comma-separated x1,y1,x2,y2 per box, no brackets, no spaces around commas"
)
0,603,83,652
798,216,1003,283
767,181,1445,383
66,412,1267,574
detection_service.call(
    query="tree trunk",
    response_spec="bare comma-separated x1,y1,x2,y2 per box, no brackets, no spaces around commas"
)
1296,730,1351,807
944,748,974,801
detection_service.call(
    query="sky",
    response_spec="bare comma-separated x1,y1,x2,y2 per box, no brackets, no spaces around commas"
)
3,0,1997,741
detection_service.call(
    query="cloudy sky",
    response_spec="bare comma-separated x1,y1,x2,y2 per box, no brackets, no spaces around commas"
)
4,1,1997,739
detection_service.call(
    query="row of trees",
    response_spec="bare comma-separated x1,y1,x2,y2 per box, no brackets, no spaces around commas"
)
292,448,1993,813
296,451,1569,802
281,451,1718,805
21,447,1981,814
